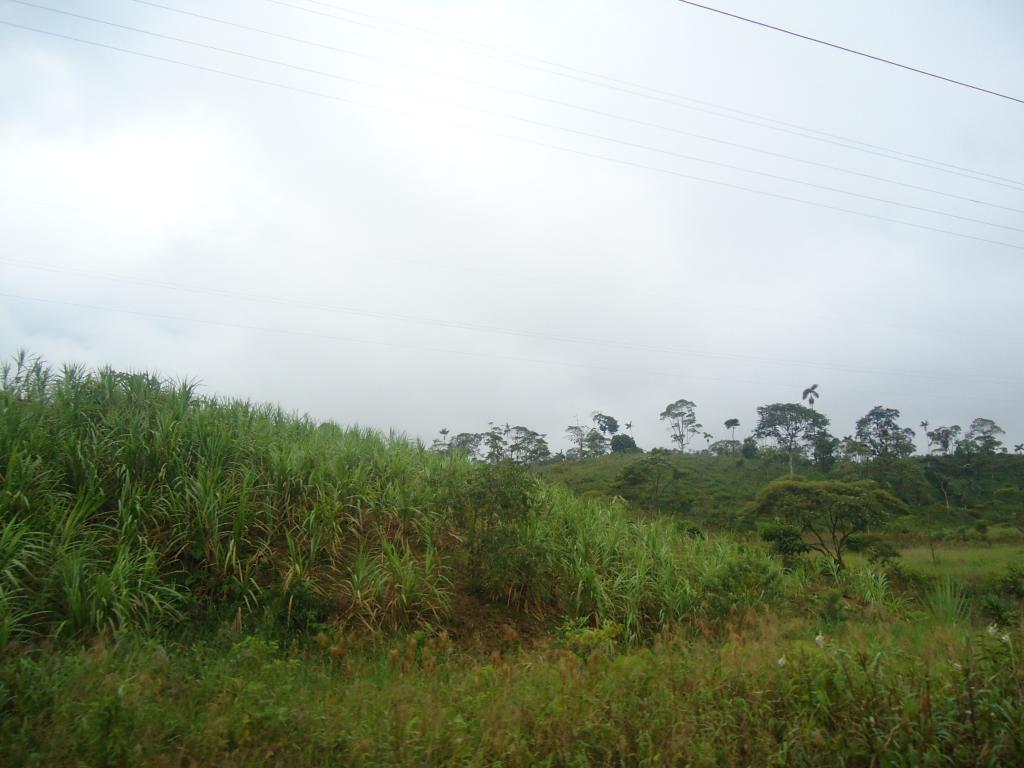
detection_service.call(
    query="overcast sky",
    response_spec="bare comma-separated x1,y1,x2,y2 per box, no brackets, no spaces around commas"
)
2,0,1023,452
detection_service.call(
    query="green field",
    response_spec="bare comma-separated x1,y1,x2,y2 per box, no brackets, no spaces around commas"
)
2,357,1023,766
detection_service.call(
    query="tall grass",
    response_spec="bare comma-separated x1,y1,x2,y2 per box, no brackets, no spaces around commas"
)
927,576,971,624
0,353,780,644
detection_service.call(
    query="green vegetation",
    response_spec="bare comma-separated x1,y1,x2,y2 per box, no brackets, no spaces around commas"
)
2,353,1024,766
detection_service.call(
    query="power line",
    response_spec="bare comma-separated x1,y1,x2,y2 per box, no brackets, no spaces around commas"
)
5,256,1022,387
3,21,1022,253
256,0,1024,191
18,2,1021,234
5,192,1022,348
1,290,1019,406
106,0,1022,216
674,0,1024,106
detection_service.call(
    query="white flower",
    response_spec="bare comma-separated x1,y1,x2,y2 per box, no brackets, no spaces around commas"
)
987,624,999,637
952,662,962,671
1002,634,1011,643
777,656,787,667
814,634,825,647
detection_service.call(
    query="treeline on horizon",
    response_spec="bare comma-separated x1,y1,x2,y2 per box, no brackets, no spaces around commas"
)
430,385,1020,470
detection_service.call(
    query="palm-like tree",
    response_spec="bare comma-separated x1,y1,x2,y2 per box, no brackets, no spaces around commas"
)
802,384,819,409
624,421,633,434
1015,443,1024,454
724,418,740,441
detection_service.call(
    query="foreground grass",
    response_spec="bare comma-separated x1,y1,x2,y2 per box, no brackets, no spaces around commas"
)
3,617,1022,767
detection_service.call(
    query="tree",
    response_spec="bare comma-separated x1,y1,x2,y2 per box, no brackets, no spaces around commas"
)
812,431,839,472
838,436,871,463
583,428,609,458
724,418,740,441
483,422,510,463
709,439,741,457
659,399,698,452
801,384,820,409
964,417,1005,454
566,422,607,459
752,478,905,569
753,402,828,476
610,434,640,453
507,426,550,465
448,432,483,460
591,412,620,436
1015,443,1023,454
740,436,758,459
855,406,916,459
926,425,961,455
429,427,450,453
565,423,587,458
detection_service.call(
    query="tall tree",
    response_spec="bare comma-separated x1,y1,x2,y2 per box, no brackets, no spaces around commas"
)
565,422,587,458
483,422,510,463
801,384,820,409
448,432,483,460
724,418,740,442
583,428,610,458
855,406,916,459
591,412,620,436
659,399,698,452
964,417,1005,454
753,402,828,476
508,426,551,465
429,427,451,453
926,425,961,455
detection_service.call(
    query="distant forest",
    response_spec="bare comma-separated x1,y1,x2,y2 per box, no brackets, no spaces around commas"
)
430,385,1019,471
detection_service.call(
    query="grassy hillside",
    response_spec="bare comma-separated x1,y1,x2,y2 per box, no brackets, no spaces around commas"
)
0,355,779,646
535,451,810,523
535,448,1024,533
2,354,1024,766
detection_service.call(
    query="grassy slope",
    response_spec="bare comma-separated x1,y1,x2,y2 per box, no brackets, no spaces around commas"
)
2,355,1024,766
536,452,802,519
536,450,1024,530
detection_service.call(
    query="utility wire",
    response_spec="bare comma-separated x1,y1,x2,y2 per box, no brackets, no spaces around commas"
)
674,0,1024,106
1,290,1018,405
5,193,1022,348
3,21,1022,252
256,0,1024,190
5,256,1021,387
102,0,1021,216
19,2,1021,233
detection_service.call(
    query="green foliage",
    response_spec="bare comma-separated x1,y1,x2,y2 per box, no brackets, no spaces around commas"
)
760,523,811,558
927,577,970,625
6,623,1023,767
0,354,793,647
753,402,828,475
753,478,906,568
608,433,639,453
612,452,692,515
855,406,916,459
659,398,699,452
740,435,758,458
